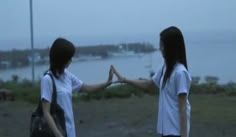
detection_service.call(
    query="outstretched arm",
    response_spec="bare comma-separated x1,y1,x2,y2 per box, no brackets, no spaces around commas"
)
111,65,154,90
80,65,113,93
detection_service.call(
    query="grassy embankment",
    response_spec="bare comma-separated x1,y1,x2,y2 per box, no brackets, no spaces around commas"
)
0,80,236,137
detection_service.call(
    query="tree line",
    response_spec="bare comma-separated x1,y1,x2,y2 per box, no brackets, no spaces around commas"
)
0,42,157,69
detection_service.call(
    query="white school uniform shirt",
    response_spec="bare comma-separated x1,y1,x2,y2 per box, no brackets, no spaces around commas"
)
152,63,192,137
41,69,83,137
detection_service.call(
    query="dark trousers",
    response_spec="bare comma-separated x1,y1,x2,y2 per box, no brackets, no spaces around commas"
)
162,135,181,137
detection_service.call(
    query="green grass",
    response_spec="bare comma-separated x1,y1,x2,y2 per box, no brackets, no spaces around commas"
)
1,80,236,103
191,94,236,123
1,94,236,137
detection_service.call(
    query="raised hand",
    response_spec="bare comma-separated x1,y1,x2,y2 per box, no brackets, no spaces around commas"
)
107,65,114,84
111,65,125,83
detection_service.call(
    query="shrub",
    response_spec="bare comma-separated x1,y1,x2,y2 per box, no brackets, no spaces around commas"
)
1,76,236,103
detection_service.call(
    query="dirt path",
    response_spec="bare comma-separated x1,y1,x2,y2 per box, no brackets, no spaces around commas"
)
0,95,236,137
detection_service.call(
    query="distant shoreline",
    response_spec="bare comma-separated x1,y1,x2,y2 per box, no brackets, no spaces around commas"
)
0,42,157,70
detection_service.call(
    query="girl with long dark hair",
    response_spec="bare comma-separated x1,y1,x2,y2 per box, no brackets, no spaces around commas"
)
112,26,192,137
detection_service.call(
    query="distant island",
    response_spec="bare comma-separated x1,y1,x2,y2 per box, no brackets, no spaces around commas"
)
0,42,157,69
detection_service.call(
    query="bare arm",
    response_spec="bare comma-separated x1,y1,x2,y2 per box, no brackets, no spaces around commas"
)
178,93,187,137
111,65,154,90
42,100,64,137
125,78,154,90
80,66,113,93
80,82,111,93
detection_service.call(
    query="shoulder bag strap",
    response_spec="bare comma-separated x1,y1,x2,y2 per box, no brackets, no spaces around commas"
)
37,72,58,114
47,73,57,105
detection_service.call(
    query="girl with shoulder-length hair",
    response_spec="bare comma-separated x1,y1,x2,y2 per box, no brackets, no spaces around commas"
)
112,26,192,137
41,38,113,137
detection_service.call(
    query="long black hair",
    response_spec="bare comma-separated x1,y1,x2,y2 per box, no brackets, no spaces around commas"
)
160,26,188,86
49,38,75,78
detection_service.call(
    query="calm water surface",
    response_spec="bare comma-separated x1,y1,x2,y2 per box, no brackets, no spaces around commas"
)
0,44,235,84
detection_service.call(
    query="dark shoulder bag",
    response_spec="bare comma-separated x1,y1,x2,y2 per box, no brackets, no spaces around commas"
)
30,73,67,137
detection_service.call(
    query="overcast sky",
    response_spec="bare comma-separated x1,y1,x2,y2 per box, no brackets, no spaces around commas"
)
0,0,235,50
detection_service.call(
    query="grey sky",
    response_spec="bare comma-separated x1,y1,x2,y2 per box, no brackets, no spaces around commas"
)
0,0,235,50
